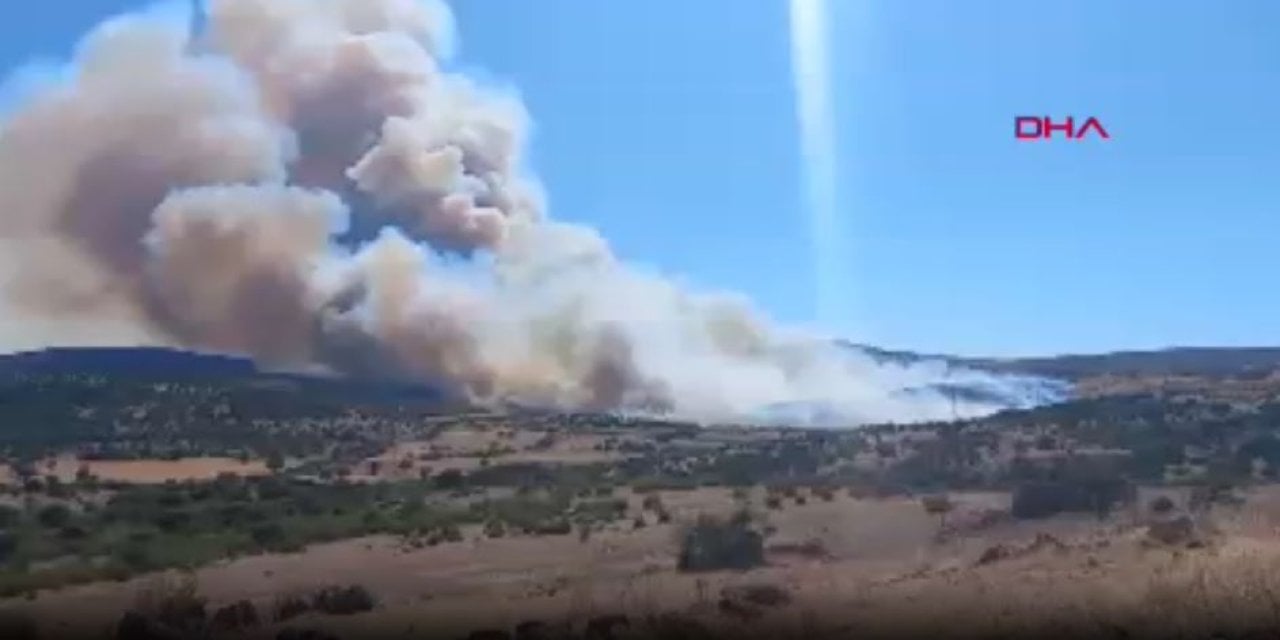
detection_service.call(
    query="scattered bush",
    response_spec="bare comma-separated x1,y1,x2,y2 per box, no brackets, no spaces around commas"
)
641,495,663,512
209,599,260,633
976,544,1011,566
721,583,792,607
133,572,207,635
1149,495,1176,514
530,519,571,536
484,520,507,539
273,594,312,622
311,584,376,615
0,506,21,528
765,538,829,560
438,523,464,543
250,522,291,550
1146,515,1195,546
434,469,466,491
0,532,16,563
35,504,71,529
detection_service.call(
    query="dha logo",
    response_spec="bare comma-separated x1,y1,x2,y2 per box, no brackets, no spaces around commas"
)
1015,116,1110,141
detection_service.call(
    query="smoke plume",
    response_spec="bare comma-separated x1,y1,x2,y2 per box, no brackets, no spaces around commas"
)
0,0,1056,425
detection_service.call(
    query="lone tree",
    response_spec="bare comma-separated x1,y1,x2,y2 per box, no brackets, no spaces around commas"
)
1149,495,1176,515
921,494,954,531
265,450,285,474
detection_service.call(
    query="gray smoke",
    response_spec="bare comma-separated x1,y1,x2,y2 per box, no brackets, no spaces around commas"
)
0,0,1056,425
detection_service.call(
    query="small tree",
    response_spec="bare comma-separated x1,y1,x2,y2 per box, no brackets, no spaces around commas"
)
1149,495,1176,515
921,494,954,530
0,531,17,564
484,520,507,539
133,571,206,634
36,503,71,529
265,451,285,474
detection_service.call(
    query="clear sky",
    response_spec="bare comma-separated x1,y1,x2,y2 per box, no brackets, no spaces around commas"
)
3,1,1278,358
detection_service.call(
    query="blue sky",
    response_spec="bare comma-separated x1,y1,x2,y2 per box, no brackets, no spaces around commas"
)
3,1,1278,357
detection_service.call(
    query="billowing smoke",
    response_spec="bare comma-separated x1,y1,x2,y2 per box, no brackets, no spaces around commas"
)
0,0,1061,425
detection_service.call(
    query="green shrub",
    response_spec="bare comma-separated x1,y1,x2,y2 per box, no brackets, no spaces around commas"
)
36,504,71,528
641,495,664,512
0,531,16,563
676,511,765,573
483,520,506,539
250,522,290,549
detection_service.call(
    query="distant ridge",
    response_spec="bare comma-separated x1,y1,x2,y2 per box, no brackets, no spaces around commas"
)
10,344,1278,383
0,347,256,379
0,347,453,408
839,341,1280,381
964,347,1280,380
5,345,1278,420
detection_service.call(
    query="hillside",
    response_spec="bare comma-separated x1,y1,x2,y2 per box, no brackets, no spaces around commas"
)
7,345,1280,422
0,347,451,401
0,347,256,379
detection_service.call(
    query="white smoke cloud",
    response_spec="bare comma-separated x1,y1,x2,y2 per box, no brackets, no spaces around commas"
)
0,0,1060,426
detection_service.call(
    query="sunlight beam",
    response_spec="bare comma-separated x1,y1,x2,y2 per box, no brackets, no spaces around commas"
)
789,0,847,333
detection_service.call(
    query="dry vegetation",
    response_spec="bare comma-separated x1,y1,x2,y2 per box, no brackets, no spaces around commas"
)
7,484,1280,639
5,351,1280,638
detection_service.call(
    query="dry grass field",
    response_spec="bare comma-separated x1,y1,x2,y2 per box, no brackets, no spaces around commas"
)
11,485,1280,639
0,456,270,485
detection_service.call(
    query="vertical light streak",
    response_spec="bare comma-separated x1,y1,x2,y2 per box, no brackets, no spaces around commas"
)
789,0,847,332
